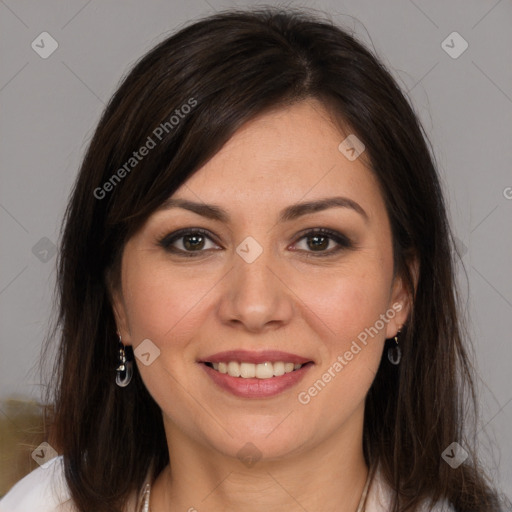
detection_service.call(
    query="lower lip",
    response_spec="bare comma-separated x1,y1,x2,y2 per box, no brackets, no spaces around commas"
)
200,362,314,399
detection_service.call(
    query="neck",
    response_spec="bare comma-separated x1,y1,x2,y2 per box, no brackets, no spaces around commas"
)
150,412,369,512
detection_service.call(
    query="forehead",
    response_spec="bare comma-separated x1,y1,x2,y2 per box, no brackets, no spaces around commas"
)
168,99,384,220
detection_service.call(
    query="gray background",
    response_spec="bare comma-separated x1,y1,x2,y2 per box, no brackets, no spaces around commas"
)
1,0,511,501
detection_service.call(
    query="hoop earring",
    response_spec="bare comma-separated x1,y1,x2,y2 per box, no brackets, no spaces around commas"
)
387,330,402,365
116,334,133,387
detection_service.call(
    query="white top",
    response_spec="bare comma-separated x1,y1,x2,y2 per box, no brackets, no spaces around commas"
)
0,455,454,511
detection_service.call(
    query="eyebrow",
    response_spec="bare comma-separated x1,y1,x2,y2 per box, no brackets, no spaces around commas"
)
157,196,368,223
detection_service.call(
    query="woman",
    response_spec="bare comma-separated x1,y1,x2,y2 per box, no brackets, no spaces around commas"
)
0,7,505,512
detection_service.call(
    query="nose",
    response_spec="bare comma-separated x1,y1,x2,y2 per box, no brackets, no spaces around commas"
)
216,239,295,333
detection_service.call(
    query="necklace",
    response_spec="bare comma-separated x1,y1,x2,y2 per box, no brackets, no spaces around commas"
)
356,464,374,512
137,464,374,512
138,482,150,512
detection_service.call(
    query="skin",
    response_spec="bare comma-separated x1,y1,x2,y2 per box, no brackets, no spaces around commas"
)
111,99,414,512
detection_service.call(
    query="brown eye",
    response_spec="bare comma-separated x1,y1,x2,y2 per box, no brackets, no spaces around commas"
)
158,228,220,255
293,228,353,256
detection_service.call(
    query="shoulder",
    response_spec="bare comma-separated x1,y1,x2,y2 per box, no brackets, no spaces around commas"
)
0,455,75,512
366,465,456,512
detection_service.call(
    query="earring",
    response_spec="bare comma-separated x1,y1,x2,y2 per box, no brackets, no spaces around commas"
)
387,329,402,365
116,333,133,387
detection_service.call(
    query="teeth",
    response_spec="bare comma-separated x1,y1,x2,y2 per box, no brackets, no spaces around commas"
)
240,362,256,378
228,361,240,377
209,361,305,379
255,362,273,379
273,361,285,376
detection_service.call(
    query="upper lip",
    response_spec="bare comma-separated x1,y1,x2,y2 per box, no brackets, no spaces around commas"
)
198,350,313,365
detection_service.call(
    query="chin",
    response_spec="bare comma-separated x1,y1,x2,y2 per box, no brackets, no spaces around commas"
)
201,417,311,463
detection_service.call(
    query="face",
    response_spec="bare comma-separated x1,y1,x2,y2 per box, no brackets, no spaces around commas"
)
111,99,411,463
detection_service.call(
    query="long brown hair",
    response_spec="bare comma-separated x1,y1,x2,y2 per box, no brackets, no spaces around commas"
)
40,7,504,511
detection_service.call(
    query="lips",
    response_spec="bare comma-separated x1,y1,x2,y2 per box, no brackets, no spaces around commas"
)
198,349,314,398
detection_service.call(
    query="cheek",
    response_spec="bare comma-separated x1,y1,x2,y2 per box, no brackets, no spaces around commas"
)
293,260,393,344
120,258,209,417
294,271,391,423
122,255,207,341
123,277,172,339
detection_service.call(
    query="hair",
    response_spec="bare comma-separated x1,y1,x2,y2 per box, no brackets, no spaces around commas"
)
39,6,505,512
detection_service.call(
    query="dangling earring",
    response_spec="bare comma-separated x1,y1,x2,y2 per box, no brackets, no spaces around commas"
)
387,329,402,365
116,333,133,387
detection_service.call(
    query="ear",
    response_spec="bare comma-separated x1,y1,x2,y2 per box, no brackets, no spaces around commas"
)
105,267,132,346
385,256,419,339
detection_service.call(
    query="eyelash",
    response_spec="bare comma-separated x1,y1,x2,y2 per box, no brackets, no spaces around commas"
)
157,227,353,258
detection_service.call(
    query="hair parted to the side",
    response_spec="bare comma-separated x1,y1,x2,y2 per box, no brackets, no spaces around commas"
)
39,6,505,512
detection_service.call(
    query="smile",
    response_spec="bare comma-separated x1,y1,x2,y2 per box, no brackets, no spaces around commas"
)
200,361,314,399
205,361,304,379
